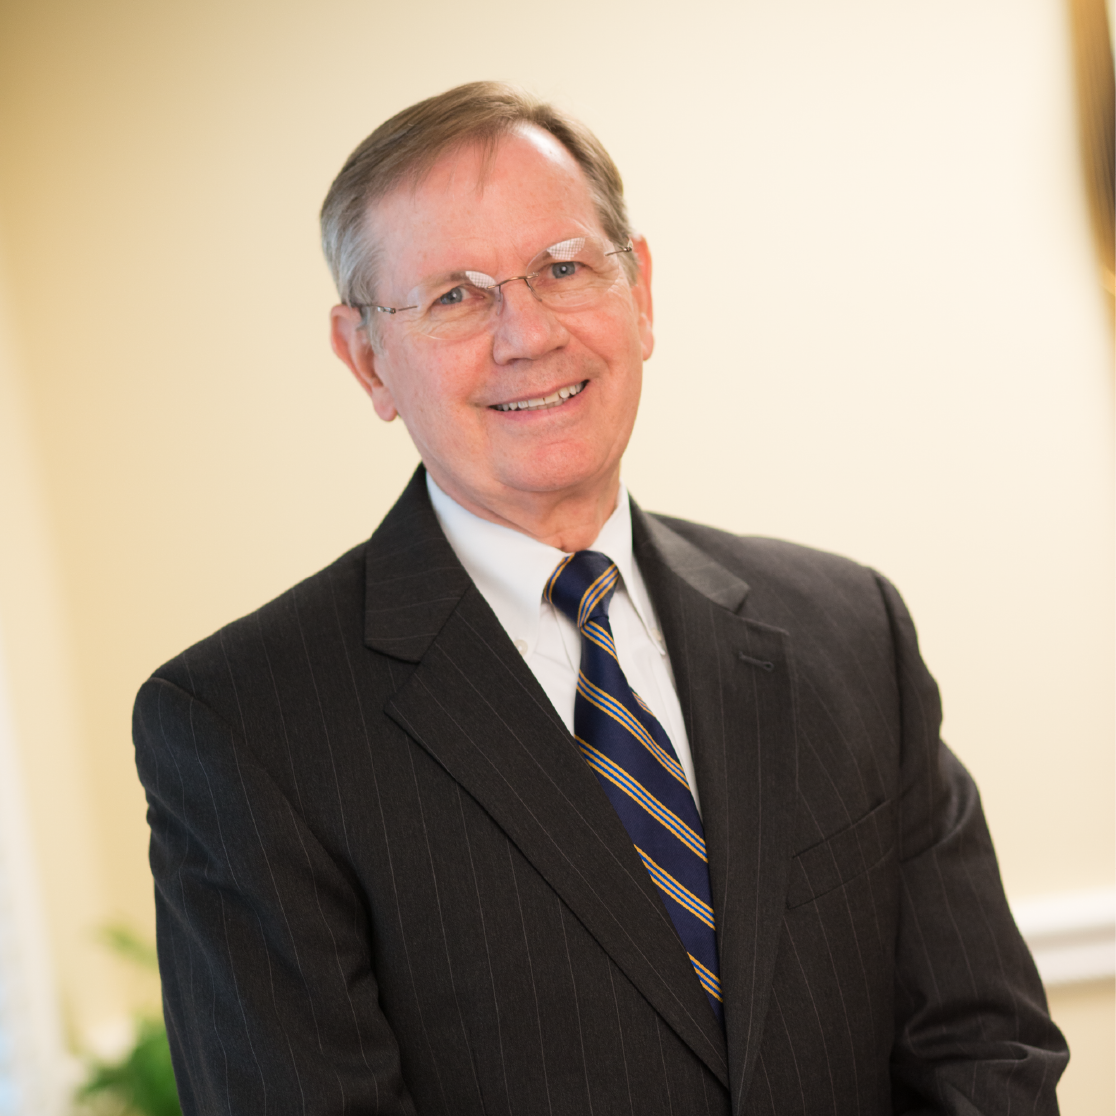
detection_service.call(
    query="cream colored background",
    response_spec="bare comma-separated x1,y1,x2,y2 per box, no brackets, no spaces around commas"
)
0,0,1111,1110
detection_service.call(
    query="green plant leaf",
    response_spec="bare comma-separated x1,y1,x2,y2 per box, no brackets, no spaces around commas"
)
80,1018,181,1116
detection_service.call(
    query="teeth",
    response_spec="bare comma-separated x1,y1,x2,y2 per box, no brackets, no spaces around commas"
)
494,380,585,412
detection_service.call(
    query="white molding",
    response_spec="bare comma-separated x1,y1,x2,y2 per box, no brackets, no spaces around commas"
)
1011,888,1116,987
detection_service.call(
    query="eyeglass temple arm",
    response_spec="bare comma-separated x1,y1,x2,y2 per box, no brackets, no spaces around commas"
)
347,303,417,315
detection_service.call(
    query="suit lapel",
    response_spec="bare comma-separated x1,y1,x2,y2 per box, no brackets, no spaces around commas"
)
364,470,729,1087
633,507,798,1113
362,468,474,663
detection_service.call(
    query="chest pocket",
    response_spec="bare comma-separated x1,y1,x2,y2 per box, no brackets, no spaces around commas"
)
786,798,895,909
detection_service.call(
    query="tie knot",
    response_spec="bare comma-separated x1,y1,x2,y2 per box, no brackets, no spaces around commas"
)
545,550,619,630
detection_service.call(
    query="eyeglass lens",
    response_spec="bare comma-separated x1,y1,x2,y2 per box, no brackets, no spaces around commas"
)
389,235,630,340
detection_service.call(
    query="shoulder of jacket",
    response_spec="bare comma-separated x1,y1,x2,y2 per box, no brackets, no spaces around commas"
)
647,512,877,588
645,514,907,672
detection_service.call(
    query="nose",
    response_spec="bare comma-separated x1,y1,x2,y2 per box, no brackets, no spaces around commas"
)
489,277,569,363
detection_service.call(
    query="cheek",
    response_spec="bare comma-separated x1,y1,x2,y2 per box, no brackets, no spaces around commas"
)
388,339,490,422
587,321,645,404
580,293,644,364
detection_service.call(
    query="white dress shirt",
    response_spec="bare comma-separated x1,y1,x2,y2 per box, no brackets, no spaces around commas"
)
427,473,700,811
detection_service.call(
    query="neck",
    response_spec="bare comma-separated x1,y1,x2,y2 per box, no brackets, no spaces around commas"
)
427,468,621,552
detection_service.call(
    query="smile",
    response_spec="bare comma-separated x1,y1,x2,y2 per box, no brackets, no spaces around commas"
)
491,380,587,412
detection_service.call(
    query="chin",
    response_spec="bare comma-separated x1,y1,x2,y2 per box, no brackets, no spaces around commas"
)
497,452,615,498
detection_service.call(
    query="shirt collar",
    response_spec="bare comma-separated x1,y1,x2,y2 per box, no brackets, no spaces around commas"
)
425,473,656,655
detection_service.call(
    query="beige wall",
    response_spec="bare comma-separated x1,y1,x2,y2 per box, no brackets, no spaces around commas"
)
0,0,1110,1108
0,263,134,1046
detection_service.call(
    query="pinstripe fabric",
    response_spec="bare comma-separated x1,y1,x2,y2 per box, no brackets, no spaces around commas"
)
133,466,1066,1115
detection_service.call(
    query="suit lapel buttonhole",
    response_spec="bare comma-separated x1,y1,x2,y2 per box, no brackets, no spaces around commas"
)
735,651,775,673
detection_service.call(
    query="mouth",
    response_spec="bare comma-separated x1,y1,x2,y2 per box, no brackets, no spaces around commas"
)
491,380,588,412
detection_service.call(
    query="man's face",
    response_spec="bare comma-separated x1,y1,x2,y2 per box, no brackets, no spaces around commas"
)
331,125,653,523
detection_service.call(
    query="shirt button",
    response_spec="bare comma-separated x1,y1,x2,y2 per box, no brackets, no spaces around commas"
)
514,639,529,656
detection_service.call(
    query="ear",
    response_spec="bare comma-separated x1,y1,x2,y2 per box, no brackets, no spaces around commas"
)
329,305,398,422
629,235,654,361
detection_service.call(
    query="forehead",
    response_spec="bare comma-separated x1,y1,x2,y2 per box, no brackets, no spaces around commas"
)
367,125,602,279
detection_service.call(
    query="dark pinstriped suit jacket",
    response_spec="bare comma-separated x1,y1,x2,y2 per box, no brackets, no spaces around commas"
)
133,467,1066,1115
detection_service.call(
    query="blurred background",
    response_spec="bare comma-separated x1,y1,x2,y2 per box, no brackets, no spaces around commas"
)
0,0,1112,1112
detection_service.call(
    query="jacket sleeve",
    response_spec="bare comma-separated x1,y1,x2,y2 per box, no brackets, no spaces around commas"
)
133,673,419,1116
875,574,1069,1114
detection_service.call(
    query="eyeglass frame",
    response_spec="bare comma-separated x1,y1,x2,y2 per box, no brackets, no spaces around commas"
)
352,240,635,324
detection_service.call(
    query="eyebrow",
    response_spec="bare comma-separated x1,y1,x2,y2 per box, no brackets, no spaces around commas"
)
417,268,478,289
413,235,591,290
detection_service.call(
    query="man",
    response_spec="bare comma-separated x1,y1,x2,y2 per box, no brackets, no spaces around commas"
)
133,82,1066,1114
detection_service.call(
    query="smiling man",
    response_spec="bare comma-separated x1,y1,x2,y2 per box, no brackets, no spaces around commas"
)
133,83,1066,1114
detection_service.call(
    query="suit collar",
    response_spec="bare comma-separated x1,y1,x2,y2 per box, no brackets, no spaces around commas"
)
362,469,700,662
363,465,472,662
632,505,751,614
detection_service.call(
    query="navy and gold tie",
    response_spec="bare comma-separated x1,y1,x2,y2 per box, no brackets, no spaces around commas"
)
546,550,723,1023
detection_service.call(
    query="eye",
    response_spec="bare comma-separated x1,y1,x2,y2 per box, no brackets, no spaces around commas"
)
549,261,579,280
437,286,467,305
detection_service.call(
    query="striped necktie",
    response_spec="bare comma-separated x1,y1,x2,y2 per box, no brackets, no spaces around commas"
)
546,550,723,1023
